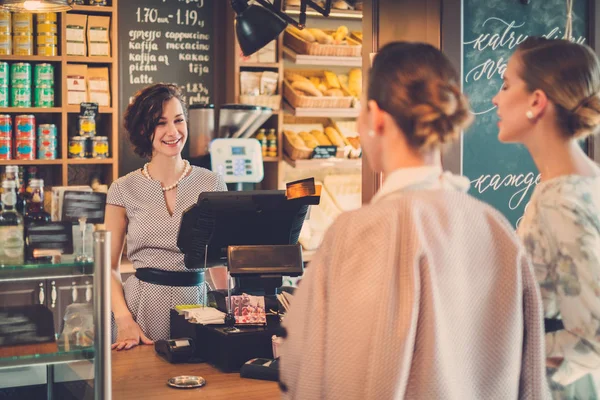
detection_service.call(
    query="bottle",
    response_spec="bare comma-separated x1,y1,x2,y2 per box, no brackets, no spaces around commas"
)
0,179,24,265
24,178,50,224
267,129,277,158
255,128,267,157
3,166,25,215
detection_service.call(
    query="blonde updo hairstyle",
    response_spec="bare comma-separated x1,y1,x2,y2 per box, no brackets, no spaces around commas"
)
516,37,600,139
368,42,473,151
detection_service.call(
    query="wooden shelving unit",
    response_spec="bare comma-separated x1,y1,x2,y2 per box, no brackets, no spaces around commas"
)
283,6,363,19
283,47,362,67
283,154,361,169
0,2,118,189
283,101,360,118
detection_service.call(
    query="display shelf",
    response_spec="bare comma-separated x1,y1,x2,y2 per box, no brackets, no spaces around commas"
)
283,47,362,67
70,4,115,13
66,56,113,64
283,6,363,19
0,260,93,281
0,160,63,166
239,62,280,69
0,107,62,113
284,154,361,169
283,101,360,118
0,347,94,370
0,55,62,62
66,158,114,165
66,106,114,114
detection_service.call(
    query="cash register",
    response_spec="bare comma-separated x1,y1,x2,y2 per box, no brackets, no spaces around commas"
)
171,189,319,372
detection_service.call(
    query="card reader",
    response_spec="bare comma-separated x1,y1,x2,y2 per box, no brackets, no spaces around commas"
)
155,338,199,364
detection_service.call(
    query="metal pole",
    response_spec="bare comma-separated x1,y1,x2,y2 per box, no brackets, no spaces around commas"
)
93,231,112,400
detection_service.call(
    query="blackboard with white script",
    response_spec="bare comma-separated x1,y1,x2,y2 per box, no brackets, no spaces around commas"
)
118,0,214,176
462,0,588,227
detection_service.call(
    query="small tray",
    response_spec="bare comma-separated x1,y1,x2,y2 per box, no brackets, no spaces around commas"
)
167,375,206,389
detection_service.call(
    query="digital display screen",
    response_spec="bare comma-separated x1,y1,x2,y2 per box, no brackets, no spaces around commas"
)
231,146,245,155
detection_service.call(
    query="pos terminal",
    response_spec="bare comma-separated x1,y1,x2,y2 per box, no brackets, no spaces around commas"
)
171,189,319,372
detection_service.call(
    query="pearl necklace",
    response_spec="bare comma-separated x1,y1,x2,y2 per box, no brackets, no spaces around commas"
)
142,160,191,192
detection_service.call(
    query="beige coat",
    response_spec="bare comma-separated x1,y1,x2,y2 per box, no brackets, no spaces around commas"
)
280,181,549,399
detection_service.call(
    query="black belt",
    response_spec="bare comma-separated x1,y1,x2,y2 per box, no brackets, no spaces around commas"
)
135,268,205,287
544,318,564,333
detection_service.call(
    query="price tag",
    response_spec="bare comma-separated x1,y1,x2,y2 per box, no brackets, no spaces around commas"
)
312,146,337,159
61,191,107,224
25,222,74,259
80,102,99,117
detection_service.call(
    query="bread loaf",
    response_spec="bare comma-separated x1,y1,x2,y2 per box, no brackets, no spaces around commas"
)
286,72,311,84
324,88,344,97
291,81,323,97
298,132,319,148
288,26,316,43
310,130,332,146
308,28,334,44
324,127,345,147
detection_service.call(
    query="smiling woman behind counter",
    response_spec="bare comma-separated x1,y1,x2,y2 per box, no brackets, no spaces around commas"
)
105,83,227,350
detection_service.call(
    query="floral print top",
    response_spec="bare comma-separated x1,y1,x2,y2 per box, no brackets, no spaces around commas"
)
518,175,600,387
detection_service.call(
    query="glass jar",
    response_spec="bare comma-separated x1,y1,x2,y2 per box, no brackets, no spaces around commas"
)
78,115,95,137
92,136,109,159
68,136,86,159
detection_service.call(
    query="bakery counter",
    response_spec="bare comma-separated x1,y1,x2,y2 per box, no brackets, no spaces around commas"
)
112,345,279,399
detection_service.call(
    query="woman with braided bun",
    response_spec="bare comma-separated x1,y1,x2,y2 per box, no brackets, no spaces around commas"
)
279,42,548,399
494,37,600,399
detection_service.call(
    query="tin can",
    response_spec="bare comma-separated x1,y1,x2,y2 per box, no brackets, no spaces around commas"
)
73,0,85,4
0,62,8,86
37,44,57,56
0,33,11,55
68,136,87,158
34,63,53,86
92,136,109,158
36,33,57,46
0,11,11,33
36,22,57,35
0,137,11,160
12,13,32,35
11,85,31,108
15,115,35,138
0,86,7,107
38,123,56,138
13,34,33,56
11,63,31,86
34,86,54,108
15,137,35,160
36,13,57,24
37,128,57,160
0,114,11,137
79,115,96,137
89,0,107,5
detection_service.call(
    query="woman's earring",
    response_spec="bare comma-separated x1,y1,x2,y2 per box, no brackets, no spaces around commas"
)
526,110,534,120
368,130,375,138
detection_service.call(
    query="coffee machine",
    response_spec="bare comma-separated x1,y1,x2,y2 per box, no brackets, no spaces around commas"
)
187,104,273,190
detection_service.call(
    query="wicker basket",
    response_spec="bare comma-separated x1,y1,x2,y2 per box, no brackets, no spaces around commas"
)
284,29,362,57
283,70,354,109
239,94,281,110
283,130,313,160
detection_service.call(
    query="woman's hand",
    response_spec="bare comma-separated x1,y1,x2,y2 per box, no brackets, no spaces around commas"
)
112,315,153,351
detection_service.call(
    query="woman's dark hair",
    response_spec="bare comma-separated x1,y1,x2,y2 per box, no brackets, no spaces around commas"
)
123,83,188,158
516,36,600,139
368,42,473,151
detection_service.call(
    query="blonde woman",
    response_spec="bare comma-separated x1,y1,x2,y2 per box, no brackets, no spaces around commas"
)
494,37,600,399
279,42,549,399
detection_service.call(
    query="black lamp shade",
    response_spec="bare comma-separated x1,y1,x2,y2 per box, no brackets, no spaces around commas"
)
235,4,287,56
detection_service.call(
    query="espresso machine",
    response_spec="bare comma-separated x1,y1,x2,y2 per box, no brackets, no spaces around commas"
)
187,104,273,190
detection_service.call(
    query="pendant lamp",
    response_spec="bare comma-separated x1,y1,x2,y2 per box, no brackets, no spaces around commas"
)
0,0,72,12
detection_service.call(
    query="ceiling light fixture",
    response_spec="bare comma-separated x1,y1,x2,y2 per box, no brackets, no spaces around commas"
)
0,0,72,12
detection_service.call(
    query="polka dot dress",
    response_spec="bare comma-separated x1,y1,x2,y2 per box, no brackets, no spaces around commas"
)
107,165,227,342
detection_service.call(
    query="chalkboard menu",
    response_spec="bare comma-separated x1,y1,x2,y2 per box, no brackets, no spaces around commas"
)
462,0,588,227
118,0,215,176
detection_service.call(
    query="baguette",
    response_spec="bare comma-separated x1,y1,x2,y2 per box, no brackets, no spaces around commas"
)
308,28,334,45
287,26,316,43
291,81,323,97
286,72,311,84
310,130,332,146
324,127,345,147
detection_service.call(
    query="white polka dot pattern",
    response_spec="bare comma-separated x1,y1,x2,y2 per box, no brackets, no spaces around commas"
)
107,165,227,341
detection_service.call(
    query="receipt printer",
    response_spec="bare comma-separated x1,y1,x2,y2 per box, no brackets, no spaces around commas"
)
155,338,197,364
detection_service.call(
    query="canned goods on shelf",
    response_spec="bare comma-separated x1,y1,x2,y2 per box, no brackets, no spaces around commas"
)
0,34,11,55
34,86,54,107
0,62,8,86
36,13,57,24
11,85,32,108
79,115,96,137
0,114,11,137
68,136,87,158
37,44,57,56
13,34,33,56
37,134,57,160
34,63,54,86
73,0,85,4
11,62,31,85
89,0,108,5
0,137,11,160
0,11,11,33
12,13,32,35
92,136,109,158
36,33,57,46
14,137,35,160
15,114,35,138
38,123,57,137
36,22,57,34
0,86,8,107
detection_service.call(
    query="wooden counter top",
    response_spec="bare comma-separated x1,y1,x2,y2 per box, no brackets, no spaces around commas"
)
112,345,280,399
